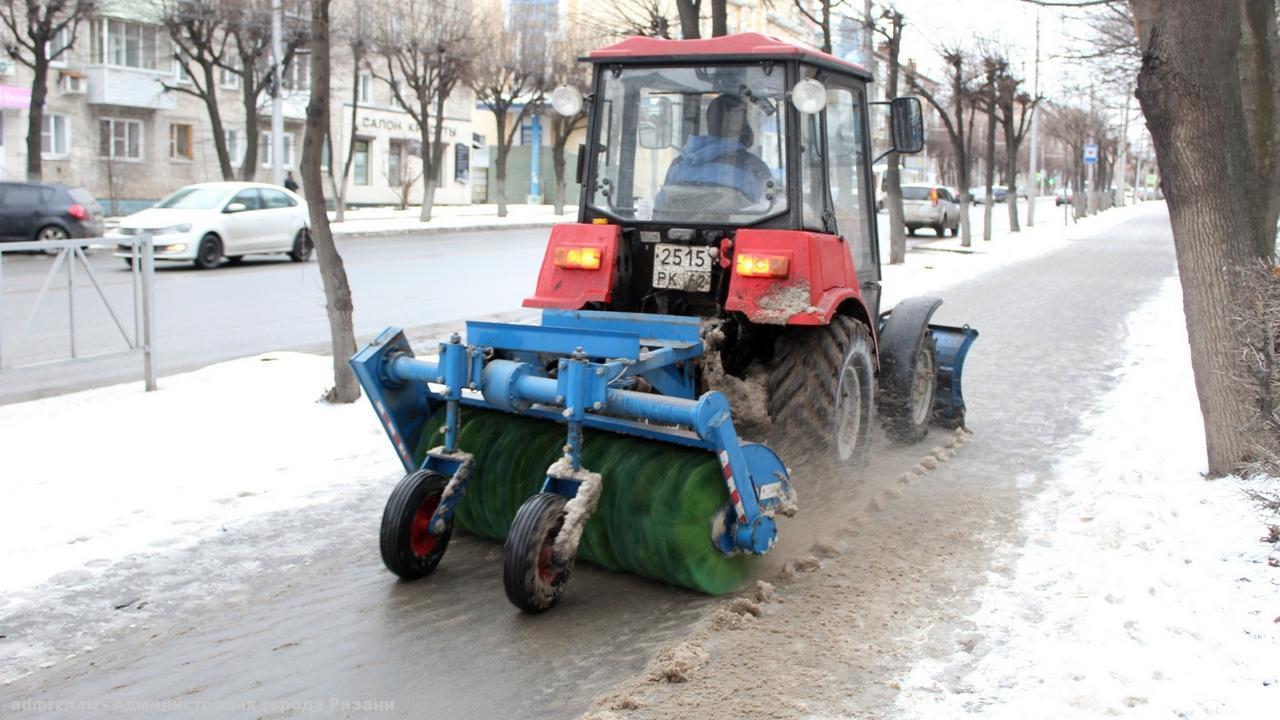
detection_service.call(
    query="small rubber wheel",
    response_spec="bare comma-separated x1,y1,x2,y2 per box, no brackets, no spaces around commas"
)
380,470,453,580
503,492,572,613
880,331,939,444
194,234,221,270
226,255,244,265
289,229,313,262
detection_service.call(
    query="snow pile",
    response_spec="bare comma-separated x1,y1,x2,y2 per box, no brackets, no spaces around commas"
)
895,277,1280,718
0,352,393,596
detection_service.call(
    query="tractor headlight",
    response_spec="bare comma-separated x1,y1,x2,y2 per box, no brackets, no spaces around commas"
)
790,79,827,114
550,85,583,117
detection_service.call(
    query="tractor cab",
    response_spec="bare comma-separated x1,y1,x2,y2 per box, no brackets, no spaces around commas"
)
529,33,924,325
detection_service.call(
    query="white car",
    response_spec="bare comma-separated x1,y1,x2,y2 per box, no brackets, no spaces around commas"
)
113,182,311,269
901,183,960,237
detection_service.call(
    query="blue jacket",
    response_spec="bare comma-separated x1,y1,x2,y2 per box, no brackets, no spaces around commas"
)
658,136,773,204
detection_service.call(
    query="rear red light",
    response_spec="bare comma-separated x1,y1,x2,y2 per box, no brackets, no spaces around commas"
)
68,203,87,220
929,188,939,206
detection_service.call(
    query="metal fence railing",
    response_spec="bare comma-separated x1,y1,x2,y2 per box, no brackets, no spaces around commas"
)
0,236,156,390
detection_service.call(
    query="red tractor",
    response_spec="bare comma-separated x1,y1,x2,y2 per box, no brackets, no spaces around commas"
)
525,33,974,464
353,33,976,611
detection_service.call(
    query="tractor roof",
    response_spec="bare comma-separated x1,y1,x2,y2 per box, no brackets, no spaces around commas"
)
587,32,872,81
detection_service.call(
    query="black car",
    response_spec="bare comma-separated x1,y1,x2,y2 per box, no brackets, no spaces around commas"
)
0,182,105,243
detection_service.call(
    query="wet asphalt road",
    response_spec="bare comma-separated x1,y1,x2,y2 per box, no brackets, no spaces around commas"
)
0,227,549,404
0,203,1176,718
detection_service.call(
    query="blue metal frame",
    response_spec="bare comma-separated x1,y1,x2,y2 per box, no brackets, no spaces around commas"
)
350,310,794,556
929,323,979,423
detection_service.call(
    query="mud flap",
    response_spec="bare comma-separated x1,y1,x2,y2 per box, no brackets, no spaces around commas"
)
929,324,979,428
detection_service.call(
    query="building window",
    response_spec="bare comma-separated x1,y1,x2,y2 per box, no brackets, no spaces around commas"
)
41,113,70,158
520,119,534,145
46,26,72,66
388,141,404,186
99,118,144,161
353,139,369,185
225,128,240,165
284,54,310,92
173,53,191,84
169,123,193,160
219,56,240,90
90,19,168,70
358,73,373,104
259,131,295,168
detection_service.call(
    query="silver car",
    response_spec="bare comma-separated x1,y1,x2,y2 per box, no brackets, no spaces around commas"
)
901,184,960,237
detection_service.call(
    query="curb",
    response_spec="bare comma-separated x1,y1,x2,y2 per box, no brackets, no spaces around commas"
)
331,220,561,239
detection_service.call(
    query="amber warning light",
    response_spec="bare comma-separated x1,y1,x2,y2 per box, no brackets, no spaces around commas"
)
735,254,790,278
553,246,603,270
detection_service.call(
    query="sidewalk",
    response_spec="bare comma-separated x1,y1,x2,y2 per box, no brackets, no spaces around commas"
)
326,203,567,238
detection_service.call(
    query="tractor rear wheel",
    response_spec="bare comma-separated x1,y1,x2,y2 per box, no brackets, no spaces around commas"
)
503,492,573,613
879,330,938,444
380,469,453,580
766,316,875,468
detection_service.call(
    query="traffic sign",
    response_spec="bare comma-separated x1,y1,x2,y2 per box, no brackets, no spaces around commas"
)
1084,143,1099,164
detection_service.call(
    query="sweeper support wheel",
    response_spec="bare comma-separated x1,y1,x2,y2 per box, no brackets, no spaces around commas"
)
503,492,574,613
380,469,454,579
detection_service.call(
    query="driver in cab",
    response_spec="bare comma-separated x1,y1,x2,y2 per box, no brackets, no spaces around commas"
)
656,94,774,208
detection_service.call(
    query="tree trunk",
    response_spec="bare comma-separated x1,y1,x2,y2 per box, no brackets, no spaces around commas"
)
302,0,360,403
552,138,568,215
1132,0,1268,474
495,146,509,218
711,0,727,37
333,52,363,223
1004,119,1021,232
25,59,48,182
675,0,701,39
885,18,907,263
419,124,435,222
200,62,235,180
983,82,996,242
240,58,260,182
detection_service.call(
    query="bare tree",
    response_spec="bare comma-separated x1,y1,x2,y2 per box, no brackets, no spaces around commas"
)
794,0,847,55
875,6,909,263
301,0,359,403
470,12,550,218
547,26,591,215
675,0,701,39
1128,0,1279,474
978,54,1002,242
326,2,372,222
912,47,977,247
993,65,1040,232
374,0,474,221
590,0,673,38
1,0,95,182
710,0,727,36
223,0,307,182
160,0,235,180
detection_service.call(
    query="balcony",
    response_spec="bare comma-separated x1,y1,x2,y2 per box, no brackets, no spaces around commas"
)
85,65,176,110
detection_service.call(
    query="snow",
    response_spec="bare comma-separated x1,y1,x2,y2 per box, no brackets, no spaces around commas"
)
894,277,1280,718
0,352,395,597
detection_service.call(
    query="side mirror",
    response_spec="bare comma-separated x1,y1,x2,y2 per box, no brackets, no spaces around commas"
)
224,202,247,213
638,96,673,150
889,97,924,154
575,143,586,185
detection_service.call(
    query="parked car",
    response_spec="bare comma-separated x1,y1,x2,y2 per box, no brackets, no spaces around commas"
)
968,185,1008,203
111,182,311,269
901,184,960,237
0,182,105,243
1055,188,1075,206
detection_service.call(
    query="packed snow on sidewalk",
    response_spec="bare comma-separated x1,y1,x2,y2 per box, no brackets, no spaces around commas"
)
0,353,395,597
894,277,1280,718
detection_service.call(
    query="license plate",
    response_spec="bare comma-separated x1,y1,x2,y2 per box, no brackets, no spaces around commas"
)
652,243,713,292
